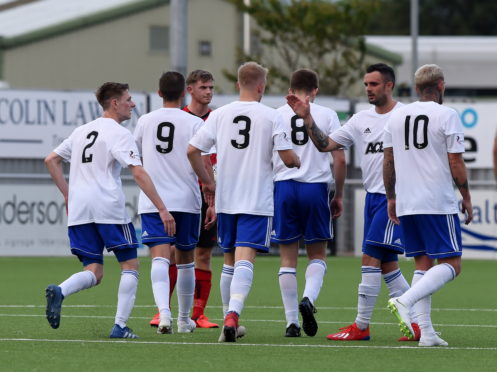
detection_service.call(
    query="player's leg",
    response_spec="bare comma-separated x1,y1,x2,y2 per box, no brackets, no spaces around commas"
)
46,223,102,329
298,181,331,337
150,243,172,333
171,212,201,333
101,223,141,339
273,180,301,336
221,214,270,342
192,245,218,328
328,193,386,341
300,241,327,337
389,214,461,345
278,242,300,336
141,212,176,328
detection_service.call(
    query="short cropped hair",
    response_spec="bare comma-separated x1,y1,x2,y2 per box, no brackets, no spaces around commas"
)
186,70,214,85
95,82,129,110
366,63,396,88
237,61,268,88
159,71,185,101
415,64,444,92
290,69,319,93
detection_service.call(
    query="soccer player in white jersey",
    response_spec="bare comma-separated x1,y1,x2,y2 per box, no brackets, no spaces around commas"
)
273,69,345,338
134,72,213,334
384,64,472,347
287,64,419,342
188,62,301,342
44,82,175,338
148,70,219,329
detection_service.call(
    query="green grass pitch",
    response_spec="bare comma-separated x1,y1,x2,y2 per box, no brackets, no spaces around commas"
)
0,256,495,371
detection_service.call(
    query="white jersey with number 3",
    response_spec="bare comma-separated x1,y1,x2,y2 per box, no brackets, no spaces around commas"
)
54,117,142,226
189,101,293,216
273,103,339,184
383,101,465,216
134,108,204,214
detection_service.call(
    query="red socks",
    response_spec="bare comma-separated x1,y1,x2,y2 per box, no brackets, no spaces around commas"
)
191,268,212,320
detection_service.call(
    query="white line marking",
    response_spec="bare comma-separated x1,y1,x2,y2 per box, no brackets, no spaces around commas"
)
0,338,496,351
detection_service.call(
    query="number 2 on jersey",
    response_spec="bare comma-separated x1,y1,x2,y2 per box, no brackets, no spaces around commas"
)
231,115,251,149
404,115,429,150
156,122,175,153
82,131,99,163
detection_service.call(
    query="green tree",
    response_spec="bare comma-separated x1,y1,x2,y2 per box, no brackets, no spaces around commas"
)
225,0,380,95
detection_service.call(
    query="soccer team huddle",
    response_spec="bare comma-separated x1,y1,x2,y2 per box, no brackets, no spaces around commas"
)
44,61,472,346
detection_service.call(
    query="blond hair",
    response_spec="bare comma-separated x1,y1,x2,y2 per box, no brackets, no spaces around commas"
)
237,61,268,88
415,64,444,92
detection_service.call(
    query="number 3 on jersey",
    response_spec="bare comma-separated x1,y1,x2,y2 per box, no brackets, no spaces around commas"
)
231,115,251,149
404,115,429,150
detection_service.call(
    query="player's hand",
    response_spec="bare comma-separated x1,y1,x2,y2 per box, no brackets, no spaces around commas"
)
286,94,311,120
387,199,400,225
461,198,473,225
202,182,216,207
330,197,343,219
204,205,217,230
160,209,176,236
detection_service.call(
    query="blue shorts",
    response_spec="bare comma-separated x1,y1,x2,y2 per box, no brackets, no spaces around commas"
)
363,193,404,259
217,213,272,253
140,212,200,251
272,180,332,245
68,223,138,265
399,214,462,259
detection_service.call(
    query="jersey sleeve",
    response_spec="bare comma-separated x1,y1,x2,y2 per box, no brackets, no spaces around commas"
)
53,135,73,162
444,109,465,153
133,116,145,155
189,113,216,152
112,132,142,167
273,112,293,150
383,117,393,148
330,115,357,148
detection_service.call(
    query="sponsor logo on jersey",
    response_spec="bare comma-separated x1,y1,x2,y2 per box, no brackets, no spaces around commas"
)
363,128,371,134
365,141,383,154
129,150,139,160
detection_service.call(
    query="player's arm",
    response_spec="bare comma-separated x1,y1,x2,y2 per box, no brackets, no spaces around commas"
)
448,152,473,224
330,149,346,219
278,149,301,169
286,94,342,152
130,165,176,235
187,144,215,206
383,147,399,225
44,152,69,205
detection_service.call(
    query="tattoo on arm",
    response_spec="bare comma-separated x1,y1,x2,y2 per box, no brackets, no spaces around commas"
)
308,120,330,150
383,150,396,199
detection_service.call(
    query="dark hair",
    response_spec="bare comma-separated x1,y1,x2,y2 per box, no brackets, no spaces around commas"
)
366,63,396,88
186,69,214,85
290,69,319,93
159,71,185,101
95,82,129,110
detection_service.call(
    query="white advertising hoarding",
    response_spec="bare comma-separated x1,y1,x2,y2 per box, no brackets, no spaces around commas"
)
0,90,147,159
354,189,497,259
0,184,149,257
